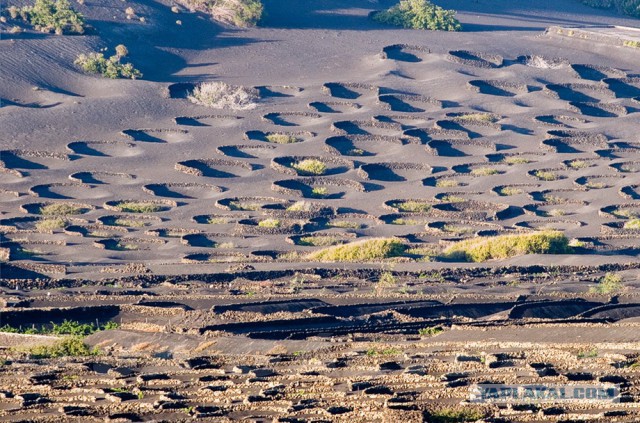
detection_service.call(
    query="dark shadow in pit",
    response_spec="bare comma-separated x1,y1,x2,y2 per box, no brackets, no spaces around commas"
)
180,160,238,178
379,95,424,113
217,146,256,159
0,152,48,170
324,83,360,99
67,141,109,157
144,184,191,199
175,116,208,126
360,164,405,182
168,83,195,99
183,234,217,248
122,129,166,143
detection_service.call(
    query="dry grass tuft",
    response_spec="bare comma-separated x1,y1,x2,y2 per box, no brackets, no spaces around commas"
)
189,81,258,110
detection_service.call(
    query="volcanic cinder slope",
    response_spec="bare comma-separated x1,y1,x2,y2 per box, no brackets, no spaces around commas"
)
3,0,640,421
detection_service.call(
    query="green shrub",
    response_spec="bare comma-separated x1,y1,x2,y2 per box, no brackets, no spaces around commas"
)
257,218,280,228
418,326,443,337
16,0,85,34
228,201,261,211
178,0,263,27
115,202,162,213
577,348,599,358
435,179,460,187
328,220,364,229
442,224,474,235
0,319,118,336
612,208,640,219
590,272,623,294
265,133,300,144
504,156,532,165
113,218,148,227
366,347,401,356
25,337,97,359
372,0,461,31
35,217,67,231
455,113,498,123
298,236,343,247
438,195,464,203
39,203,87,215
624,219,640,229
496,186,523,196
75,48,142,79
307,238,407,262
567,159,590,169
533,170,559,181
442,231,572,262
206,216,231,224
391,218,421,225
286,201,312,212
470,167,500,176
311,187,328,198
292,159,327,176
392,200,431,213
226,0,263,26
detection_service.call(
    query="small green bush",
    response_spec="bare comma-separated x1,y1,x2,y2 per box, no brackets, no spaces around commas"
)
178,0,263,27
455,113,499,123
496,186,523,196
442,224,474,235
25,337,96,359
567,159,590,169
311,187,328,198
39,203,86,215
286,201,312,212
226,0,263,27
307,238,407,262
612,208,640,219
372,0,461,31
328,220,364,229
590,272,623,294
258,218,281,228
0,319,118,336
298,236,343,247
15,0,85,34
292,159,327,176
392,200,431,213
504,156,532,165
470,167,500,176
533,170,559,181
366,347,401,356
115,202,162,213
624,219,640,229
435,179,460,187
113,218,148,227
228,200,261,211
266,133,300,144
442,231,572,262
75,48,142,79
418,326,443,337
35,217,67,231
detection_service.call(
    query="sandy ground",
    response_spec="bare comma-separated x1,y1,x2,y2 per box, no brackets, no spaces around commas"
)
2,0,640,420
